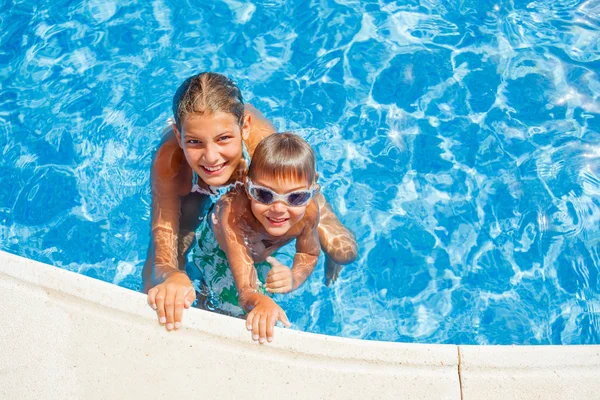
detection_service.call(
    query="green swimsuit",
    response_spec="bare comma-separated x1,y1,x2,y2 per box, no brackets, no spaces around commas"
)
188,143,273,317
191,212,272,317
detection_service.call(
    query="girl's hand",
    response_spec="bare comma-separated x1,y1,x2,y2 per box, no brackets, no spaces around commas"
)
265,257,294,293
245,295,290,343
147,271,196,331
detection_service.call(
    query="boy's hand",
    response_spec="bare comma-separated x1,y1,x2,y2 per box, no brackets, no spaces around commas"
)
265,257,294,293
147,271,196,331
245,295,291,343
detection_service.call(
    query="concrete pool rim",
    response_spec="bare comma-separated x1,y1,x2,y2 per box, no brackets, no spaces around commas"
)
1,250,598,399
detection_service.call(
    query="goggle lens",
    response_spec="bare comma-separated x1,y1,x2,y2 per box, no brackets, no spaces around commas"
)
252,187,274,204
287,191,312,206
247,180,315,207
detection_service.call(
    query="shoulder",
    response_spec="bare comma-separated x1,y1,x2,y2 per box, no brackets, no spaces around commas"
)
212,187,253,239
244,104,275,155
301,199,320,231
214,186,249,222
153,128,185,180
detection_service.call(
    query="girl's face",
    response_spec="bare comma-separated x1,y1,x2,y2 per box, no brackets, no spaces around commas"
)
247,175,313,237
176,112,250,187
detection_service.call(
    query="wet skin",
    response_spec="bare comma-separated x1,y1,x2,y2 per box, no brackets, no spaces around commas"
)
144,105,358,335
210,176,320,343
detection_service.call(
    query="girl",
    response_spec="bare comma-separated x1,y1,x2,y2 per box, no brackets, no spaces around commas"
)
144,72,357,331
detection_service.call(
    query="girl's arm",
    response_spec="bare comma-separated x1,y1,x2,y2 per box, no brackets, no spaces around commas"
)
150,141,185,283
146,137,199,330
243,104,276,155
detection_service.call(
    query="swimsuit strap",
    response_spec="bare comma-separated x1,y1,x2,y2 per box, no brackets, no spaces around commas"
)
191,170,199,187
242,141,251,167
191,171,217,196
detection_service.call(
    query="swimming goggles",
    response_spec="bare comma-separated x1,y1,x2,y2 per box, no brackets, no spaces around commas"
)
246,179,317,207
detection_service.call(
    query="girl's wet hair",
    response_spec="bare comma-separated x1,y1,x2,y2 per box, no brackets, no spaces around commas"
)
248,133,317,185
172,72,244,129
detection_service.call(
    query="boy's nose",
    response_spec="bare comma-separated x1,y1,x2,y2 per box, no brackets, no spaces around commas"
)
271,201,287,212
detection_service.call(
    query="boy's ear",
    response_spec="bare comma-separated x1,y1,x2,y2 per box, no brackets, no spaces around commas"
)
173,123,183,149
241,114,251,141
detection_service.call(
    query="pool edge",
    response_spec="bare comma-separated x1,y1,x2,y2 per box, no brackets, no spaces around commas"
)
1,250,598,399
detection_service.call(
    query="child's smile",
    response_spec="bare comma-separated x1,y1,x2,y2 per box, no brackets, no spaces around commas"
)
176,112,249,187
248,176,312,237
265,216,289,227
200,161,229,176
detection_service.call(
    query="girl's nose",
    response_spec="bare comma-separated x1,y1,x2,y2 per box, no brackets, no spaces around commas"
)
203,144,220,164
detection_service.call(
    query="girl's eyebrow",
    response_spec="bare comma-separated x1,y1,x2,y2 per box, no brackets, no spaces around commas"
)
183,130,232,139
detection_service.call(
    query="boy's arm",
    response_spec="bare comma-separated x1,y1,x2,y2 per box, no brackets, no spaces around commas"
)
291,201,321,288
266,202,321,292
213,196,290,343
213,196,265,310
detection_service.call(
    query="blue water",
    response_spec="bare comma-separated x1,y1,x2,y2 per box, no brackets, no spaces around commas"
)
1,0,599,345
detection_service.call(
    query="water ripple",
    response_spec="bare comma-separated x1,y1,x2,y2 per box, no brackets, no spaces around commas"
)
0,0,599,344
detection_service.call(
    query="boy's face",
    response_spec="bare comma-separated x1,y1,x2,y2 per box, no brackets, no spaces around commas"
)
175,112,250,187
248,175,312,237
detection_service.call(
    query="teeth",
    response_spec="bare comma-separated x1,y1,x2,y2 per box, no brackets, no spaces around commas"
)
203,164,225,172
269,218,287,222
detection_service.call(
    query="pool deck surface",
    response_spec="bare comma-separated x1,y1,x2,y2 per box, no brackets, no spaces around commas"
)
0,250,598,399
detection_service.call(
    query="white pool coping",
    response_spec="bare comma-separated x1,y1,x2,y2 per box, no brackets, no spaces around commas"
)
0,250,598,399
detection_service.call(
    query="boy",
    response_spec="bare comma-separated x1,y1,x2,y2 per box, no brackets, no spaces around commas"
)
192,132,320,343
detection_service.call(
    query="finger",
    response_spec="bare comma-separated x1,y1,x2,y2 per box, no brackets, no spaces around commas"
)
266,271,287,284
164,289,175,331
184,287,195,309
267,314,277,342
278,308,291,328
246,312,255,331
252,312,260,341
333,265,342,281
267,279,286,289
266,256,282,268
173,290,185,329
267,286,287,294
265,283,283,292
155,289,166,325
147,287,157,310
266,273,277,284
266,279,288,291
266,266,284,280
265,279,276,290
259,314,267,344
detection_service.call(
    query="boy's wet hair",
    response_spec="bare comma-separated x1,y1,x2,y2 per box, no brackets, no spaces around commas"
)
248,133,316,185
172,72,244,129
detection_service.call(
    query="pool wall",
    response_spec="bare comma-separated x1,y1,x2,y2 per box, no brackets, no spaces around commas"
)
0,250,598,399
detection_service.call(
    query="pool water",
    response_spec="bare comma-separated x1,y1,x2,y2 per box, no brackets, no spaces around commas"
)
1,0,599,345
